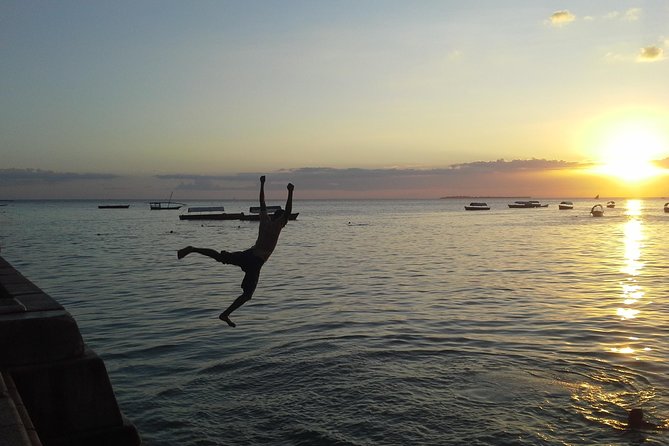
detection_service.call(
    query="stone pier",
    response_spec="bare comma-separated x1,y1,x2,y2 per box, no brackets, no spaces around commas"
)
0,255,140,445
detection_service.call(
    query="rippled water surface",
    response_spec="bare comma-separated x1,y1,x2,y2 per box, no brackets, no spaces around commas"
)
2,198,668,445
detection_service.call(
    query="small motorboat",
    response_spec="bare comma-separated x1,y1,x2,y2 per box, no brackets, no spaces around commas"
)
558,201,573,210
591,204,604,217
464,202,490,211
664,202,669,213
606,201,615,208
508,200,548,208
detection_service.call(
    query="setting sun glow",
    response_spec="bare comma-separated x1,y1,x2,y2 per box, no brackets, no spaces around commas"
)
589,120,668,182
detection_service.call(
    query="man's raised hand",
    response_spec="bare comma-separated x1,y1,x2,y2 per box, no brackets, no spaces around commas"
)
287,183,294,191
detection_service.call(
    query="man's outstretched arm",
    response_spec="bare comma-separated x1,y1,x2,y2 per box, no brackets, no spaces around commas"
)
259,175,267,216
284,183,294,222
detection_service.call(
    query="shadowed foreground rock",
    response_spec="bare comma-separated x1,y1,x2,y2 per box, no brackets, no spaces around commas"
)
0,255,140,446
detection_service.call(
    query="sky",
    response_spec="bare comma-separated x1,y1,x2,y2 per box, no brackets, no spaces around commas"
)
2,0,669,199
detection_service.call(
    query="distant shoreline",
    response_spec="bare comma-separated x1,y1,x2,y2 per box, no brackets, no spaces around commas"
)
440,196,532,199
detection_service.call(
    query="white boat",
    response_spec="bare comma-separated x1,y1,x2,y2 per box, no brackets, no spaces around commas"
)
558,201,573,210
464,202,490,211
591,204,604,217
606,201,615,208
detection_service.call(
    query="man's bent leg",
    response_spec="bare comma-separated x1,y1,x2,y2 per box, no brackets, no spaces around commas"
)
218,267,260,327
177,246,224,261
219,293,252,328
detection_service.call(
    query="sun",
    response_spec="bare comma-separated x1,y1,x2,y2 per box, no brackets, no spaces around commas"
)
587,117,668,183
594,125,665,181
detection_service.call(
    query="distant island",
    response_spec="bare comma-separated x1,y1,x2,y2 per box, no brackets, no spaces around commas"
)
439,196,531,199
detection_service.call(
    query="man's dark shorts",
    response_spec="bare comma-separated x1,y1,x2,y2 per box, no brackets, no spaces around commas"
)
219,249,265,296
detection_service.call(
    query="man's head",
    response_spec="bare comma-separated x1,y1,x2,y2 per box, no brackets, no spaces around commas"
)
628,408,644,428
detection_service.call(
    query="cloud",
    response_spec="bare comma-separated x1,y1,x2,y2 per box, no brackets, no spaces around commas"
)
9,159,655,199
604,8,641,21
567,7,640,24
156,160,586,197
449,158,582,172
156,173,259,192
603,52,627,63
656,158,669,169
637,46,664,62
549,10,576,27
0,168,118,184
624,8,641,21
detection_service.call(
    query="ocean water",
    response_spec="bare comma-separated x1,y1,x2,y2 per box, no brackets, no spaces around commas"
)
1,198,668,445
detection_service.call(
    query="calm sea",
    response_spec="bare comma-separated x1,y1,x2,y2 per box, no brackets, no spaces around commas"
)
1,198,668,445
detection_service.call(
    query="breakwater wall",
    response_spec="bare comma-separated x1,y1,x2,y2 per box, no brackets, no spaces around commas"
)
0,255,140,446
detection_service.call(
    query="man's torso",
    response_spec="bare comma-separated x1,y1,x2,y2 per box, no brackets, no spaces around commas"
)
251,215,285,261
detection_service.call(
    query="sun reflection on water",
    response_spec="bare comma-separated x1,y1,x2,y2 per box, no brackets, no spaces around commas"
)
571,200,662,430
613,200,646,356
621,217,643,277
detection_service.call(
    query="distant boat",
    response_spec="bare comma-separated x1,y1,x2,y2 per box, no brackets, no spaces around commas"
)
558,201,574,210
179,206,243,221
150,201,185,210
606,201,615,208
150,192,185,210
664,202,669,213
508,200,548,208
98,204,130,209
595,194,599,199
179,205,299,221
464,202,490,211
240,206,299,221
591,204,604,217
508,201,533,208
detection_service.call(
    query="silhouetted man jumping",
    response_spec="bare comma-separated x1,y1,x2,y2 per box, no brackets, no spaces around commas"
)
177,176,294,327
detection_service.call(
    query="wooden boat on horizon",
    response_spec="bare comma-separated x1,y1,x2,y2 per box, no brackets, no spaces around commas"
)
591,204,604,217
98,204,130,209
179,205,298,221
240,206,299,221
179,206,243,221
150,192,185,210
464,202,490,211
150,201,185,210
558,201,573,210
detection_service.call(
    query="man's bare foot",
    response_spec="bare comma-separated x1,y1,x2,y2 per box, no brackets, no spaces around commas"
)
219,313,236,327
177,246,193,259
